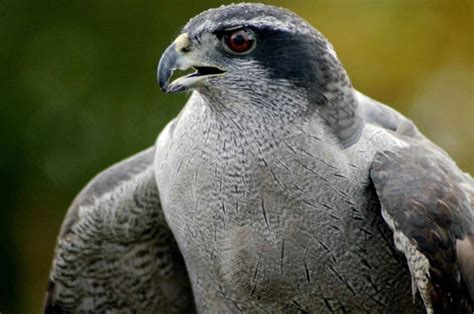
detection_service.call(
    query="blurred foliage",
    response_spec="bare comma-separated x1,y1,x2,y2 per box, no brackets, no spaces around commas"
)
0,0,472,312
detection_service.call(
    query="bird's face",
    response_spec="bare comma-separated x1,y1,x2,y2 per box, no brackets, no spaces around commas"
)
157,27,247,94
158,4,346,109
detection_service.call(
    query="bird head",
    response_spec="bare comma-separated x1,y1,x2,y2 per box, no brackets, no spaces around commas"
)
159,4,350,102
157,3,362,145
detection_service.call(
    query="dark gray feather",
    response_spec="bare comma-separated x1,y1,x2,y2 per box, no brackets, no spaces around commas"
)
44,147,194,313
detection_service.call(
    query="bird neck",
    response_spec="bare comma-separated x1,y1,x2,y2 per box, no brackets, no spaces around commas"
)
195,72,363,148
304,43,364,148
197,84,315,126
317,84,364,148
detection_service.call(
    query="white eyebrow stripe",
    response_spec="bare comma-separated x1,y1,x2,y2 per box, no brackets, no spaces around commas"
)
192,16,317,38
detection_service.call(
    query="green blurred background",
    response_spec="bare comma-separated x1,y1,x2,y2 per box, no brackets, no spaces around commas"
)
0,0,472,312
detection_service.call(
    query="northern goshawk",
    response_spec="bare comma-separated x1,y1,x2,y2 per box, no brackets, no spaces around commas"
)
44,4,473,313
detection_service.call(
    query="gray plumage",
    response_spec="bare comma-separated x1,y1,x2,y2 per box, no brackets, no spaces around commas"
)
45,3,473,313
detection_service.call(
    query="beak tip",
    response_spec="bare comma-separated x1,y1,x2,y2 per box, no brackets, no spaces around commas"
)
158,81,168,93
158,73,173,93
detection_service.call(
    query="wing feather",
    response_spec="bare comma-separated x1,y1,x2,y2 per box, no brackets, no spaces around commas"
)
44,147,194,313
370,142,474,313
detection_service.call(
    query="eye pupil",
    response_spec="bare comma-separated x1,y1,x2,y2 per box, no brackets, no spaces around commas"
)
225,29,255,53
232,34,246,46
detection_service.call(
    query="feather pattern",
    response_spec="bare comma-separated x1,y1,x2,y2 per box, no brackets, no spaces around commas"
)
44,147,194,313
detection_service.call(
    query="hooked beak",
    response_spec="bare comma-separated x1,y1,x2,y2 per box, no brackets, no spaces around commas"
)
157,33,226,93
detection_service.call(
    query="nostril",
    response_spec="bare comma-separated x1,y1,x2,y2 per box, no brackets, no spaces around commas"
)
180,46,191,53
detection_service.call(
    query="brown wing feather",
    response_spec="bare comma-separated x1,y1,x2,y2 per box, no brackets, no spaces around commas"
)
370,144,474,313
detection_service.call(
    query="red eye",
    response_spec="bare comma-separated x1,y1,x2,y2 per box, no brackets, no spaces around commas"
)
224,29,255,54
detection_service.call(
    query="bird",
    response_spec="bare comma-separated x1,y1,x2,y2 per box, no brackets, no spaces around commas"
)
44,3,473,313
